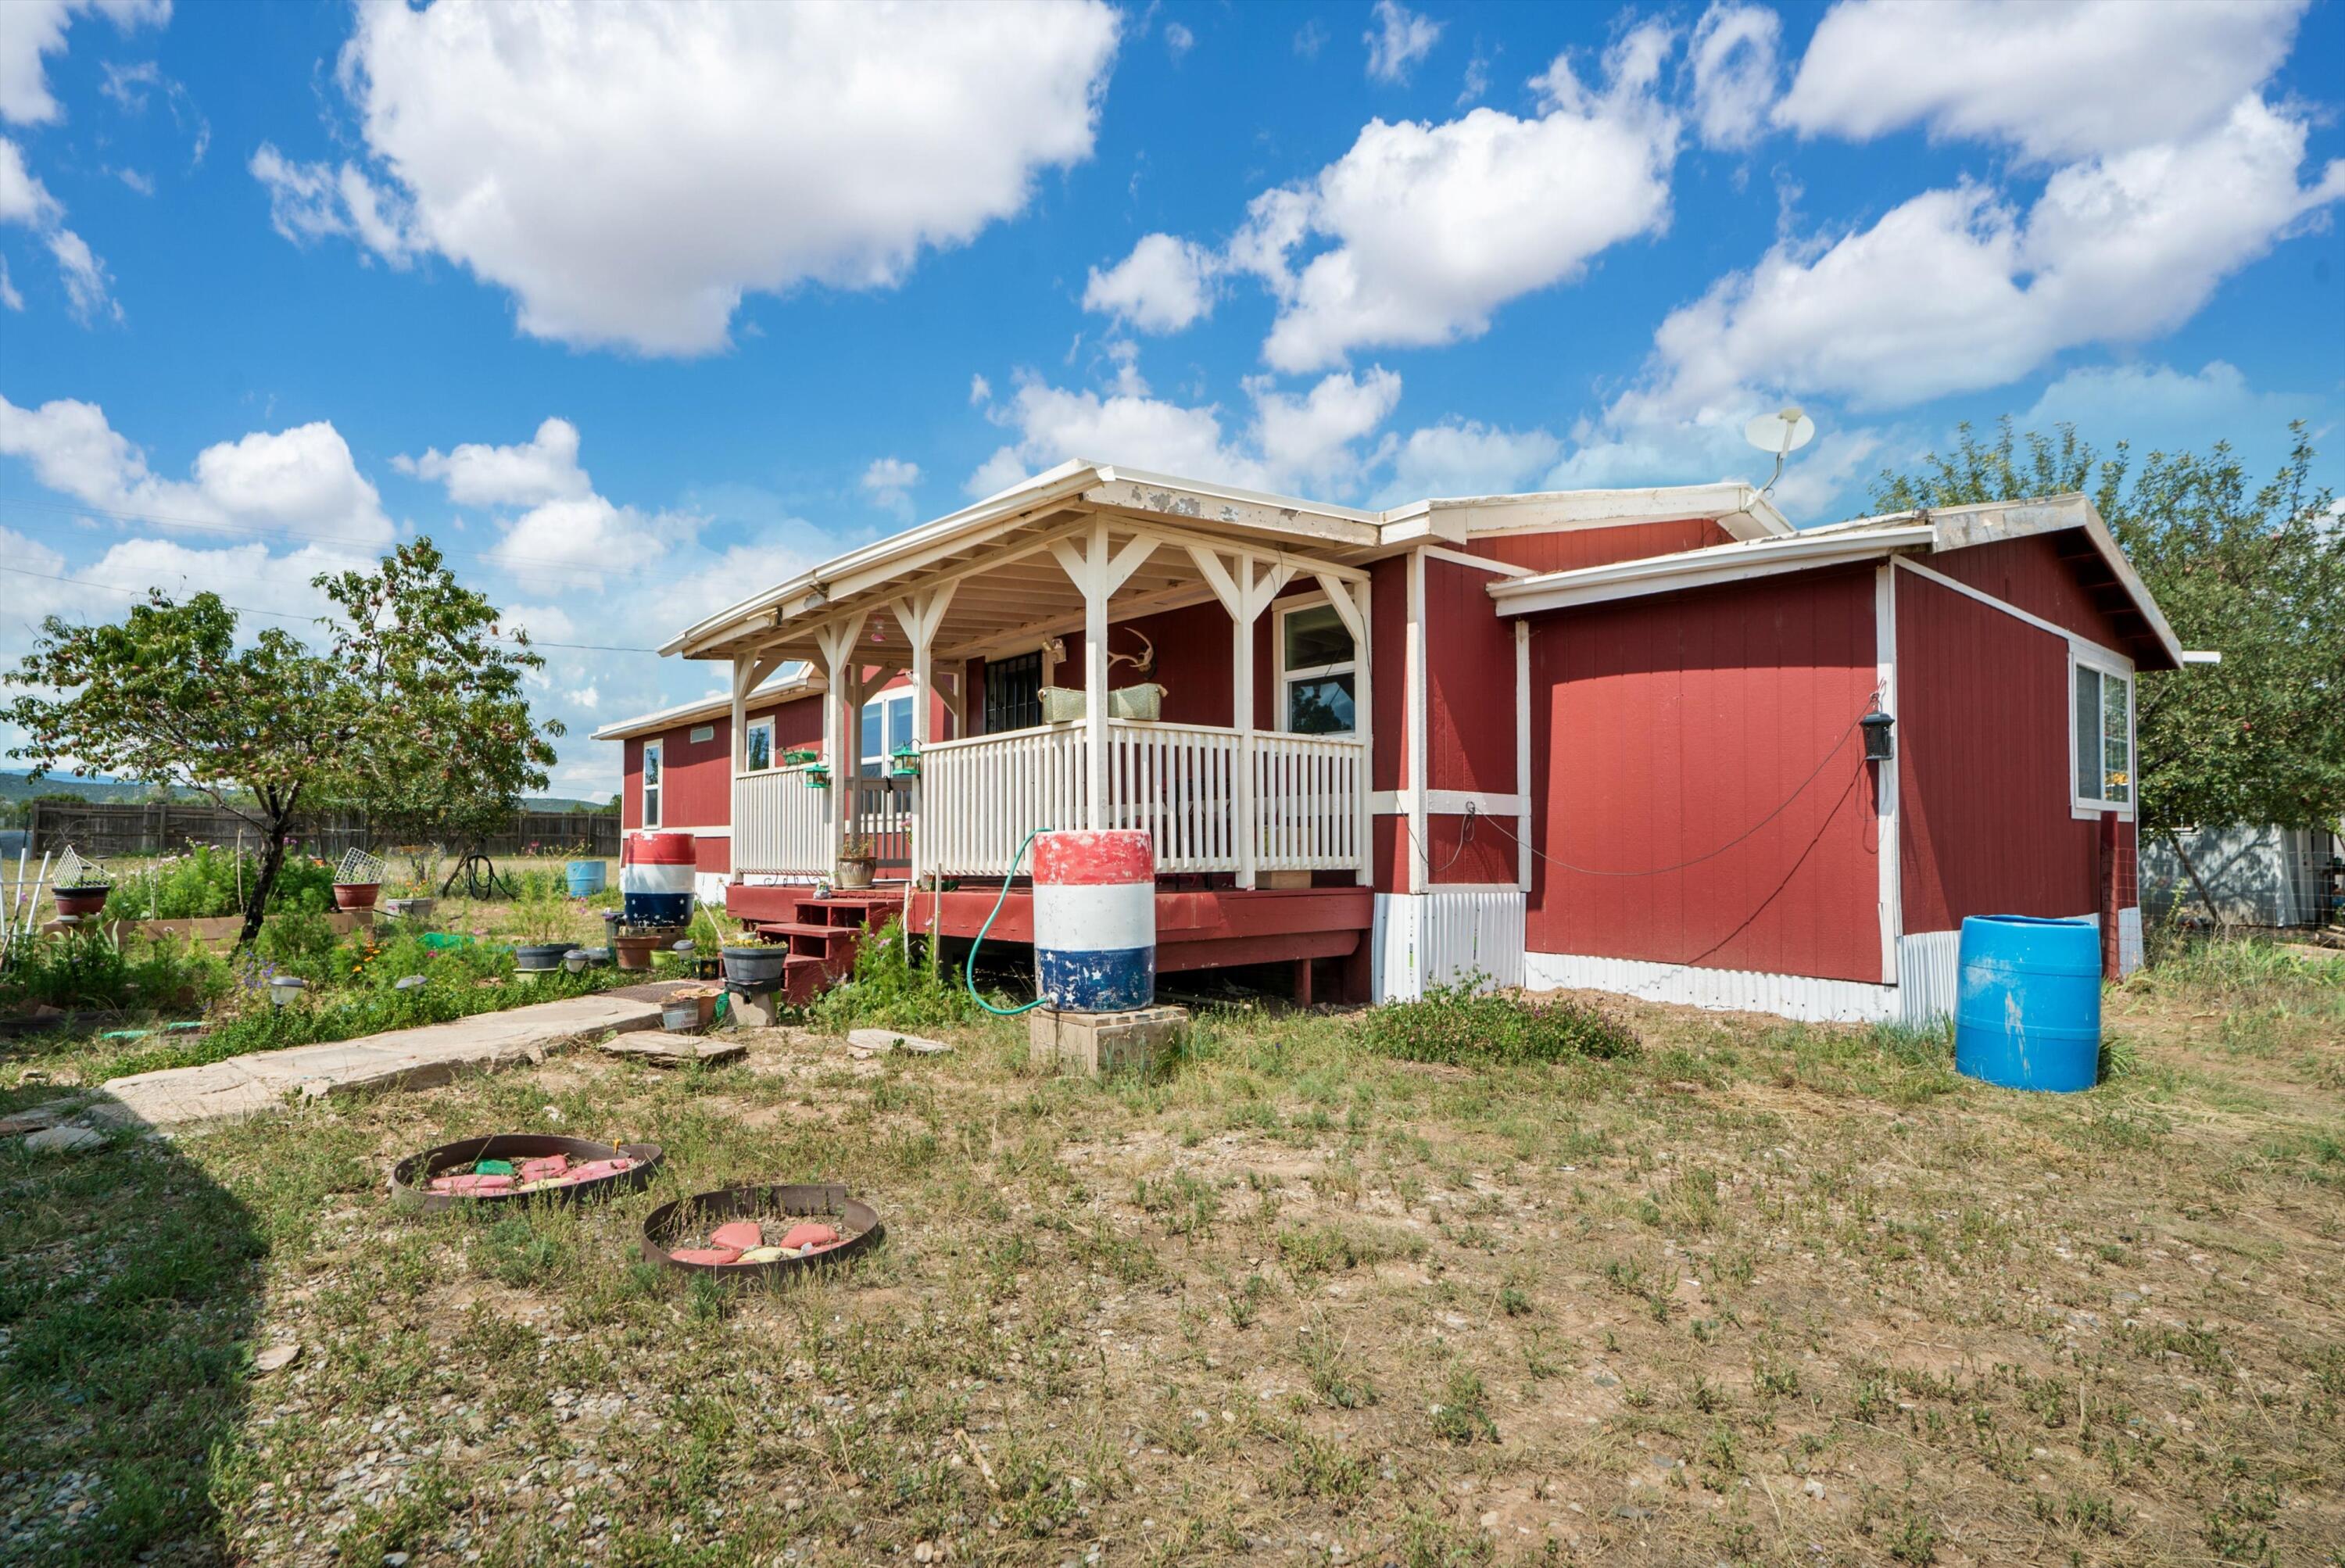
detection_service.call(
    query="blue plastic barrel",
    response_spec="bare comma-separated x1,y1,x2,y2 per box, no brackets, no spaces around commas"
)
565,859,607,897
1954,915,2102,1091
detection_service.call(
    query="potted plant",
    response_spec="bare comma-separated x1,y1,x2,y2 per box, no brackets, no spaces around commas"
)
510,875,574,979
50,847,111,918
836,834,876,890
332,847,386,912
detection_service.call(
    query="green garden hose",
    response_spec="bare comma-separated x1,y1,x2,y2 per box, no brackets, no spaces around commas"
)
965,827,1047,1016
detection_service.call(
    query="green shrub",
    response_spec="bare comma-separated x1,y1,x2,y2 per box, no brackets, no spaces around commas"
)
0,926,232,1015
106,846,337,921
1354,980,1638,1066
809,918,983,1033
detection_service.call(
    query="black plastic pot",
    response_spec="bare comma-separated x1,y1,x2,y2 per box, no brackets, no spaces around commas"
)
389,1133,664,1211
514,942,569,972
642,1182,883,1282
721,944,789,987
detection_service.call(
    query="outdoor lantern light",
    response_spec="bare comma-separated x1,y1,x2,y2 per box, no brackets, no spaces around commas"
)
563,949,589,974
268,975,307,1008
1860,703,1896,762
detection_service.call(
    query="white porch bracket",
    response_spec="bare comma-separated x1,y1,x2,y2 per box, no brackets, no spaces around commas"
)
730,645,789,782
890,582,958,882
812,612,870,871
1187,542,1293,888
1311,571,1374,886
1051,521,1161,826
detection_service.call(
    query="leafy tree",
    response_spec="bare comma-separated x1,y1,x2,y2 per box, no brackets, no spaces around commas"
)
5,593,352,944
1871,419,2345,913
314,539,563,897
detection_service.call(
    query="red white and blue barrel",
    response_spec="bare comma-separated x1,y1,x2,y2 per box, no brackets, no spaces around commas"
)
621,832,696,927
1031,829,1155,1012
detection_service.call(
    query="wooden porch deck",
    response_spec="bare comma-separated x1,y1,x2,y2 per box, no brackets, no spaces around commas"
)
725,882,1373,1004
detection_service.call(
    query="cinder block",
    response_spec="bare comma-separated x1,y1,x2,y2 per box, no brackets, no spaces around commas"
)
1028,1004,1188,1076
728,986,783,1028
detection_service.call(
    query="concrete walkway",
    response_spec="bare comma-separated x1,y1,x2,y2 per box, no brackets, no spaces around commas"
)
66,985,686,1134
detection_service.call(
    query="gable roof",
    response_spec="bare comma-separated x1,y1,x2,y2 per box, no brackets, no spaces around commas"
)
659,460,1795,660
1486,492,2184,671
590,665,819,743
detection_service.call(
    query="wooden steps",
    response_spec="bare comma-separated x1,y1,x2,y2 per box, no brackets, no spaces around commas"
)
734,886,903,1004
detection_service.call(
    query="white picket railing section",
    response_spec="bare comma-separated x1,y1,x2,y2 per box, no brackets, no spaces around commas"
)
736,722,1366,881
918,720,1362,879
733,764,829,876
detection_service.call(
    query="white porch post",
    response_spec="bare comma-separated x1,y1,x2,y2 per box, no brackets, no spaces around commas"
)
813,614,868,877
1051,521,1160,831
891,584,958,885
1312,571,1372,888
1188,545,1291,890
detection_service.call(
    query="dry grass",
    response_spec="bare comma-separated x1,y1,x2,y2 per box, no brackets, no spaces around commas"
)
2,939,2340,1566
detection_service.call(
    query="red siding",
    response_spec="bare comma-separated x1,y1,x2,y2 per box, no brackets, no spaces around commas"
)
1896,568,2125,931
1468,518,1731,574
1423,556,1516,798
1369,557,1409,796
1922,534,2132,653
1524,565,1884,983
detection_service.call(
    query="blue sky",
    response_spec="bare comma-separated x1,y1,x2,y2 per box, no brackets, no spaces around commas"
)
2,0,2340,797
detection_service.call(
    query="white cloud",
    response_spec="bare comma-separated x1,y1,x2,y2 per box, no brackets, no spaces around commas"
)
1778,0,2308,162
0,392,393,543
395,417,591,509
1381,420,1563,503
1232,25,1680,371
1363,0,1441,84
860,456,922,519
1548,398,1888,523
1,134,116,321
967,356,1402,498
1687,2,1779,151
1082,232,1219,334
0,257,20,310
0,0,166,126
968,374,993,407
1163,21,1193,61
1622,98,2345,418
259,0,1121,355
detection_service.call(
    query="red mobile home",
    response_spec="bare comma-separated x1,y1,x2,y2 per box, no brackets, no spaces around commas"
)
602,463,2179,1020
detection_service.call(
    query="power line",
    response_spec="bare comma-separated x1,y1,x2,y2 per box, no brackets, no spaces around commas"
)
0,561,661,653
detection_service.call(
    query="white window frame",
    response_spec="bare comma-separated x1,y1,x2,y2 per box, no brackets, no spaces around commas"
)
860,689,914,777
640,737,664,829
1273,592,1359,737
2069,646,2136,819
742,714,775,772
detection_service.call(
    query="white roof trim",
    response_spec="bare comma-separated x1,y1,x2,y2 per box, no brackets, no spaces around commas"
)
661,461,1806,658
590,671,821,742
1488,492,2183,668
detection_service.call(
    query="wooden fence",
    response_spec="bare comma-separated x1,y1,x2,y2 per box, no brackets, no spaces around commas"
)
21,800,620,861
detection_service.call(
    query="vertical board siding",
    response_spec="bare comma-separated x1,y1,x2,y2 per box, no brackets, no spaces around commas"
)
1896,568,2109,930
1922,534,2134,653
1369,557,1410,795
1467,519,1731,574
1523,565,1883,984
1423,556,1520,800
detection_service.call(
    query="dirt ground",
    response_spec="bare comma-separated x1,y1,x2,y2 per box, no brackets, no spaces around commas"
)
2,940,2340,1566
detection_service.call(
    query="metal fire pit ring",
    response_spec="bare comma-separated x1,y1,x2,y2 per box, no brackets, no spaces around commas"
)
390,1133,664,1212
641,1183,883,1282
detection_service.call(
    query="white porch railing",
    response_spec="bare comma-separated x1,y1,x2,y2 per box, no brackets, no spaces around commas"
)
918,720,1362,879
733,764,828,876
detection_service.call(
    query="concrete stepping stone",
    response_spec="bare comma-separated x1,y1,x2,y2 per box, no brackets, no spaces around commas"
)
847,1029,953,1058
594,1031,746,1067
23,1123,105,1154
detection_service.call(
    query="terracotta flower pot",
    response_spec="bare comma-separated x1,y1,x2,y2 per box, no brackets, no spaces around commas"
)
835,857,875,890
333,882,381,911
614,933,661,972
54,886,107,918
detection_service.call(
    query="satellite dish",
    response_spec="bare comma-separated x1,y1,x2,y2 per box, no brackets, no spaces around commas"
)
1743,406,1815,457
1742,405,1817,497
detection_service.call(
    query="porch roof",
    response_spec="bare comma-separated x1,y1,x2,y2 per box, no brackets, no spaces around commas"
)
659,460,1799,665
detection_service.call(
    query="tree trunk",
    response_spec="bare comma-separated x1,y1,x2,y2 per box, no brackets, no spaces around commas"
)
2162,829,2227,932
240,826,291,948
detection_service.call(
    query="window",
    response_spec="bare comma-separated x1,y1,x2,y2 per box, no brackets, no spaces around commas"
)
2072,654,2134,812
688,723,716,743
641,739,664,828
743,716,774,772
861,690,913,778
983,650,1044,733
1277,597,1356,736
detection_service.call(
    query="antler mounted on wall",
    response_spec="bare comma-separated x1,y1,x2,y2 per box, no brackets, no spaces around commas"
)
1107,628,1155,675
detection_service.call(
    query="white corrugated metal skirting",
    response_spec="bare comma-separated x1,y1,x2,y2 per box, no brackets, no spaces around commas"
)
1896,931,1961,1026
1522,951,1899,1025
1373,890,1527,1002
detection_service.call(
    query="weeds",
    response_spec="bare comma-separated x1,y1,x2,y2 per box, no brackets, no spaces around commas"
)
1354,980,1638,1065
